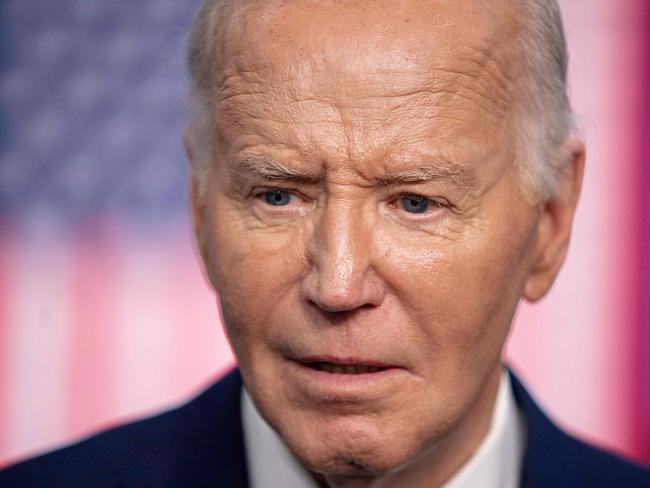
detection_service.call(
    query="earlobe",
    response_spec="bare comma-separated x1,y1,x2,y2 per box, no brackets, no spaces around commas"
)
523,139,586,302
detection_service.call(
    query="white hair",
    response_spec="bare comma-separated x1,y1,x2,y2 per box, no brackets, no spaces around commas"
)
515,0,575,201
186,0,574,201
186,0,227,187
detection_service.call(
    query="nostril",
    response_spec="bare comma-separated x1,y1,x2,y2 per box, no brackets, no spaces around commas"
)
307,301,372,322
308,298,356,315
308,291,380,315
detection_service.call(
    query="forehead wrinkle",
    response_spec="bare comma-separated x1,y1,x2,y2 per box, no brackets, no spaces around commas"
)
442,44,517,115
217,1,520,108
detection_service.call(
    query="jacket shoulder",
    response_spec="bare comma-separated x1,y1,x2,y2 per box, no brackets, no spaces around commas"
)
0,369,248,488
510,372,650,488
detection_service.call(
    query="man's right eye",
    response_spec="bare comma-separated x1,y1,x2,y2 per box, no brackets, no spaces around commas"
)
262,190,293,206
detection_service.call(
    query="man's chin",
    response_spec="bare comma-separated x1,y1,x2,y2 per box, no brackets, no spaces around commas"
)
298,450,400,479
280,423,420,479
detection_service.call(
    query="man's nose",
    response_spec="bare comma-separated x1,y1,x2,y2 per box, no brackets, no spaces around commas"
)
301,202,386,314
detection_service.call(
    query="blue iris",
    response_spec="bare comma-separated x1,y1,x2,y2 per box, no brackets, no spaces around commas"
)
264,190,292,206
399,195,429,214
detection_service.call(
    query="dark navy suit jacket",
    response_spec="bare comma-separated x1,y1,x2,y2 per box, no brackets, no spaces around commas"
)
1,369,649,487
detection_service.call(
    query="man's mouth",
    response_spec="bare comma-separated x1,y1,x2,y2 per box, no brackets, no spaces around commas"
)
296,356,394,375
306,362,387,375
288,355,407,396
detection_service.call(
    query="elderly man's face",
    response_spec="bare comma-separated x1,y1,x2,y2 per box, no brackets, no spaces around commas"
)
191,0,578,483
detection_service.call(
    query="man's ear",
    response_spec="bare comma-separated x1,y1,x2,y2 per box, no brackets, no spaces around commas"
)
523,139,586,302
184,130,209,271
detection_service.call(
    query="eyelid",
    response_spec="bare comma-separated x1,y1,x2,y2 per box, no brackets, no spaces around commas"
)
389,192,449,210
251,186,301,199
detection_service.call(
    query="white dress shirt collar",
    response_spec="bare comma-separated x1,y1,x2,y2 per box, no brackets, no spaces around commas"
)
242,370,525,488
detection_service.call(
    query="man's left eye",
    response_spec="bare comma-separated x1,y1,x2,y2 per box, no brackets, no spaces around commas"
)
398,195,436,214
263,190,293,206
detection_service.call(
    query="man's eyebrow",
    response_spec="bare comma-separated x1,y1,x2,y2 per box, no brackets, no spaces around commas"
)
376,163,476,190
230,155,476,189
230,155,323,184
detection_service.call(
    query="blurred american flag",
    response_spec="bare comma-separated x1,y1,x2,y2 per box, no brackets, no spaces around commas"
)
0,0,648,470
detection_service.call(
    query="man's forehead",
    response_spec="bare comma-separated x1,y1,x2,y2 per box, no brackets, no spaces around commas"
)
216,0,522,86
212,0,522,141
210,0,521,187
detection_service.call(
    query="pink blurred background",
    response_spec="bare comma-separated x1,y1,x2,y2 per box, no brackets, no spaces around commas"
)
1,0,649,469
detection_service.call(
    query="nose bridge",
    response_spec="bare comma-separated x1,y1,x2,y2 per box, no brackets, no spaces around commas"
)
320,200,365,284
305,196,381,312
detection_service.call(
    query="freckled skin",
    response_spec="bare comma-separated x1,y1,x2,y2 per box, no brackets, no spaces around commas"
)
189,1,584,487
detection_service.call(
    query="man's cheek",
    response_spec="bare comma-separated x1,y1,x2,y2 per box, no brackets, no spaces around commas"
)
395,252,509,344
212,232,303,328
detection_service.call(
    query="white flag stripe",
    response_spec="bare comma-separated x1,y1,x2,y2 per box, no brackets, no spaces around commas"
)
3,232,73,463
114,239,194,417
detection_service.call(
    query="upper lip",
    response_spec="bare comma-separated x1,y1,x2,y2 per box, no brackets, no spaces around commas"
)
294,355,396,369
